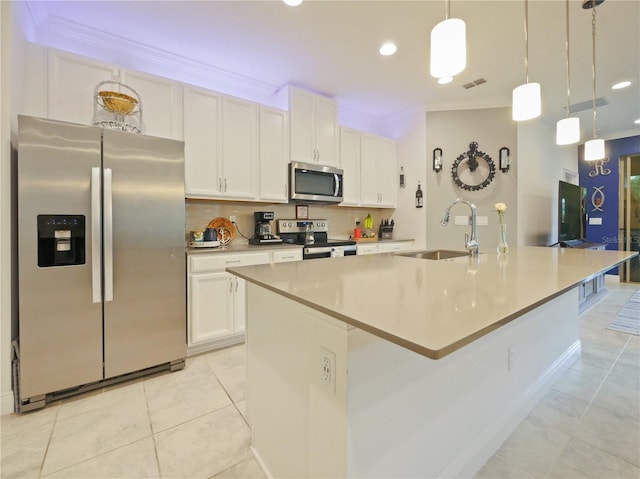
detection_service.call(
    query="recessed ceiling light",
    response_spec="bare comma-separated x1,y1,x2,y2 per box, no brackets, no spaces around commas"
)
283,0,303,6
379,42,397,56
634,118,640,125
611,81,631,90
438,76,453,85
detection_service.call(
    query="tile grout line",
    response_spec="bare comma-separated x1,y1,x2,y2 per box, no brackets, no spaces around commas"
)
142,380,164,479
37,406,60,479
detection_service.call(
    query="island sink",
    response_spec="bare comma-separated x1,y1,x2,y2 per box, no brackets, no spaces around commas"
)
397,249,470,260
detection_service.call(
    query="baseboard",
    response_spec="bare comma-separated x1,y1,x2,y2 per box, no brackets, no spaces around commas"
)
250,446,273,479
1,390,15,416
443,340,582,478
186,334,245,357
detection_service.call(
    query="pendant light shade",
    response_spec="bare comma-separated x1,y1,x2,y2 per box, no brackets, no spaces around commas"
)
556,117,581,145
512,0,541,121
556,0,580,145
584,138,605,161
512,82,541,121
430,18,466,79
584,0,605,161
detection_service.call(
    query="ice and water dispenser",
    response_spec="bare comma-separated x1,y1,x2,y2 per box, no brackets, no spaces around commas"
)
37,215,86,267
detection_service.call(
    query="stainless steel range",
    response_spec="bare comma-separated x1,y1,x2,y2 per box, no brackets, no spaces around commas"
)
277,219,356,259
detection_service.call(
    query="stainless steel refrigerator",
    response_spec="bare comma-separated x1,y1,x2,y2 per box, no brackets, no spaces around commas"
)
17,115,186,411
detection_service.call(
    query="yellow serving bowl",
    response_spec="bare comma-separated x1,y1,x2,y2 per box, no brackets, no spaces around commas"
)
98,91,138,114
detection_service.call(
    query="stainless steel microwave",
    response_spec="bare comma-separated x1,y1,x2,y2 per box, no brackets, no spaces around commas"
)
289,162,343,204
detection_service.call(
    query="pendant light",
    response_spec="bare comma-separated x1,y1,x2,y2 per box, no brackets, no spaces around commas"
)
430,0,466,80
512,0,541,121
556,0,580,145
584,0,605,161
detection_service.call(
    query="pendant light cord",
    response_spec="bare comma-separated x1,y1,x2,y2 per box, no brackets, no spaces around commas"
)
565,0,571,116
591,4,597,139
524,0,530,83
445,0,450,20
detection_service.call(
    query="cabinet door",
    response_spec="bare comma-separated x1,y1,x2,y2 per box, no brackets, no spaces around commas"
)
233,277,247,332
183,86,221,198
359,134,380,206
339,127,361,205
314,95,338,167
48,50,118,125
377,137,397,208
289,88,315,163
189,272,234,346
259,106,289,202
222,96,258,200
121,69,182,140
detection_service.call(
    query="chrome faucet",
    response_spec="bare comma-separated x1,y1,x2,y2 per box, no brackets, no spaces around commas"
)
441,198,479,256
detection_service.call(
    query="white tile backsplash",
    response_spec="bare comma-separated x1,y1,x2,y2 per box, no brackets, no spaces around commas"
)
185,200,395,243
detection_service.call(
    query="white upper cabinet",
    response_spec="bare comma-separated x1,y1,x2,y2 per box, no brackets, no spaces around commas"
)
360,133,397,208
118,69,182,140
258,106,289,202
183,88,258,200
339,127,361,206
47,50,182,140
183,85,221,198
221,95,258,199
289,87,338,167
48,50,119,126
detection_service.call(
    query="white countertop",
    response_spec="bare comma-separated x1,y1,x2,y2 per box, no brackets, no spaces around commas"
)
228,247,637,359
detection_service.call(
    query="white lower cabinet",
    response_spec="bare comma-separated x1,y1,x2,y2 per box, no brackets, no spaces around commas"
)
357,241,414,255
187,248,301,354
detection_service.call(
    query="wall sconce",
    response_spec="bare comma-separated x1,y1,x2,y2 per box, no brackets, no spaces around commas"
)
433,148,443,172
499,147,511,172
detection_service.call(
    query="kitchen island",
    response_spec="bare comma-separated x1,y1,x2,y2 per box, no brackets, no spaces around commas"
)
227,247,636,479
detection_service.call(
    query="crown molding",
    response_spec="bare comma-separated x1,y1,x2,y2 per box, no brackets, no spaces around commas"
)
34,14,281,105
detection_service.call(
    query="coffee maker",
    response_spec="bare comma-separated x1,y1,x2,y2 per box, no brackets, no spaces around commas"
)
249,211,283,245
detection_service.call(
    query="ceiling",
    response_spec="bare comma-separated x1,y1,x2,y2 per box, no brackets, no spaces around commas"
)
23,0,640,140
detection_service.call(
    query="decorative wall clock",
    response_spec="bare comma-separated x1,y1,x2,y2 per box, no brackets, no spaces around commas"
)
451,141,496,191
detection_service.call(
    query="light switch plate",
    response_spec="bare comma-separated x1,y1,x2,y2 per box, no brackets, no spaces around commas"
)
477,216,488,226
454,215,469,226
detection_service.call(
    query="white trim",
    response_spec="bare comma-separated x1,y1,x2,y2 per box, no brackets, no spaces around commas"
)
442,340,582,478
35,15,281,105
250,446,274,479
1,390,15,416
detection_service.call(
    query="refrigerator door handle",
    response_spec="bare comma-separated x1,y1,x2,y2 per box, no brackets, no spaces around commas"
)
91,167,102,303
104,168,114,302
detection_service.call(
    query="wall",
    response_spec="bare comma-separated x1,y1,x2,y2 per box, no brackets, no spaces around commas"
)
425,107,517,253
386,107,428,251
1,1,30,414
516,118,578,246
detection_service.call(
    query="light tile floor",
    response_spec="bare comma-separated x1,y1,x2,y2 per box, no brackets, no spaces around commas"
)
1,278,638,479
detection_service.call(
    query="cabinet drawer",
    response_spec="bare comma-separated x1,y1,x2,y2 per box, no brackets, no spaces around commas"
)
357,244,378,255
272,249,303,263
378,242,413,253
190,251,271,273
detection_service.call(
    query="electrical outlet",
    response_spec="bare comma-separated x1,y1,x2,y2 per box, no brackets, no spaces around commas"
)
229,215,237,223
320,347,336,393
508,346,515,371
476,215,488,226
454,215,470,226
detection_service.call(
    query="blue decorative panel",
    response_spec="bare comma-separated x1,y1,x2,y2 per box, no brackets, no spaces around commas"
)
579,135,640,274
